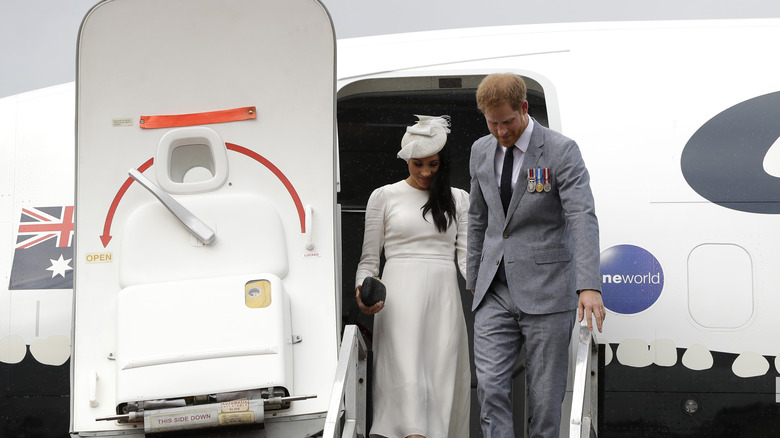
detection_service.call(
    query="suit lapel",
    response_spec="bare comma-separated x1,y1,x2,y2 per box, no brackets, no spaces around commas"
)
505,122,544,224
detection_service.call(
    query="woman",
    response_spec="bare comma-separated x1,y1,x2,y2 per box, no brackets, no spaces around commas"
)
355,115,470,438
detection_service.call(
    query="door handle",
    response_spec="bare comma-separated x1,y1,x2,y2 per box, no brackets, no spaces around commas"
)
129,168,216,245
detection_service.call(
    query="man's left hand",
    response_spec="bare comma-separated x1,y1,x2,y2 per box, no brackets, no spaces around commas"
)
578,289,605,333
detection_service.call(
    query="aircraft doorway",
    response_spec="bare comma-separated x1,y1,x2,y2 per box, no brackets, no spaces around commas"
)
336,74,550,437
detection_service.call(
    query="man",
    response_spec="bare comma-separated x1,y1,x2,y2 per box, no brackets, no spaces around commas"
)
466,73,605,438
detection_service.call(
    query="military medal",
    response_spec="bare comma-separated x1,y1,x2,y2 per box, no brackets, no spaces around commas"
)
543,167,551,192
535,167,543,192
527,168,536,192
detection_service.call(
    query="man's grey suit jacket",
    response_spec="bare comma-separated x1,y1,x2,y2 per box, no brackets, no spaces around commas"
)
466,119,601,314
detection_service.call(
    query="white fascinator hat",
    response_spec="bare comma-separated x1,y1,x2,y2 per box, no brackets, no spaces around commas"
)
397,115,451,161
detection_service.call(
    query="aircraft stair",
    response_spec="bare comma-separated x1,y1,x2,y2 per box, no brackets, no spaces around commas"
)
322,323,598,438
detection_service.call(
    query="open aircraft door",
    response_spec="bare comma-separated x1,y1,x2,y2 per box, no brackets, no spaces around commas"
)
71,0,339,435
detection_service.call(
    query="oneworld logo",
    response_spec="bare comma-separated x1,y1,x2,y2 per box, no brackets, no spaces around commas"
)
600,244,664,314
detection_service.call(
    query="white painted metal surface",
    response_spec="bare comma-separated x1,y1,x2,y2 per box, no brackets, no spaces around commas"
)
0,83,75,368
72,0,338,435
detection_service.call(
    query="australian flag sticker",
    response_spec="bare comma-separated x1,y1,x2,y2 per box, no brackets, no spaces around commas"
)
9,206,74,290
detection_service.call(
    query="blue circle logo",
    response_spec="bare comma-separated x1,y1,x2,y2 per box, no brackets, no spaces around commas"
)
600,244,664,314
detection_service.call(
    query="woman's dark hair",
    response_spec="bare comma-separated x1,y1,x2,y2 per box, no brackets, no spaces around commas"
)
422,145,457,233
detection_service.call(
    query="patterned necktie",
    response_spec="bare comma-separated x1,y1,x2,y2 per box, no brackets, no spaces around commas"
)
500,146,515,213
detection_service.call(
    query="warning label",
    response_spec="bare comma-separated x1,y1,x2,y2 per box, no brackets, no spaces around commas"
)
221,399,249,413
146,409,217,432
219,411,255,426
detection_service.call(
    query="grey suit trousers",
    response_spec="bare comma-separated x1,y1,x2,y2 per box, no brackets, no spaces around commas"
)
474,280,575,438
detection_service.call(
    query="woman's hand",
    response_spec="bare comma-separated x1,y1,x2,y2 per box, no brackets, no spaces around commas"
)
356,285,384,315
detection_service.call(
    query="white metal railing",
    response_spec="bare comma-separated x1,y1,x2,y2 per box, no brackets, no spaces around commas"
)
324,324,368,438
569,325,599,438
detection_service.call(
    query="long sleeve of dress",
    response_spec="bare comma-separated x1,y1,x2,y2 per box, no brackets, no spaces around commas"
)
355,186,387,288
454,188,469,279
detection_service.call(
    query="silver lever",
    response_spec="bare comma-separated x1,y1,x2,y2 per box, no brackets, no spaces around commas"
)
128,168,216,245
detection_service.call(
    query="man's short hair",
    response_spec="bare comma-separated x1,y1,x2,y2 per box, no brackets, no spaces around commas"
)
476,73,527,112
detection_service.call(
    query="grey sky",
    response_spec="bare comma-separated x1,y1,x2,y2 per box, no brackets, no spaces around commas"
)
3,0,780,98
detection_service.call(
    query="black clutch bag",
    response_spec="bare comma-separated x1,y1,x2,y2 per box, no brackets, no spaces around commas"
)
360,276,386,307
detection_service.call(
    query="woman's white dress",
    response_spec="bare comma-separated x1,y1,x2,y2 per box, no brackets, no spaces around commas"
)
355,180,470,438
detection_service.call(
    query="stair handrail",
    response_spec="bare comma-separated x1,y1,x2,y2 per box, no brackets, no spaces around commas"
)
569,324,599,438
324,324,368,438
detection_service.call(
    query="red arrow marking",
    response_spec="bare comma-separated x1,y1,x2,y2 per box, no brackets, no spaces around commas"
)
100,158,154,247
99,145,306,248
226,143,306,233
